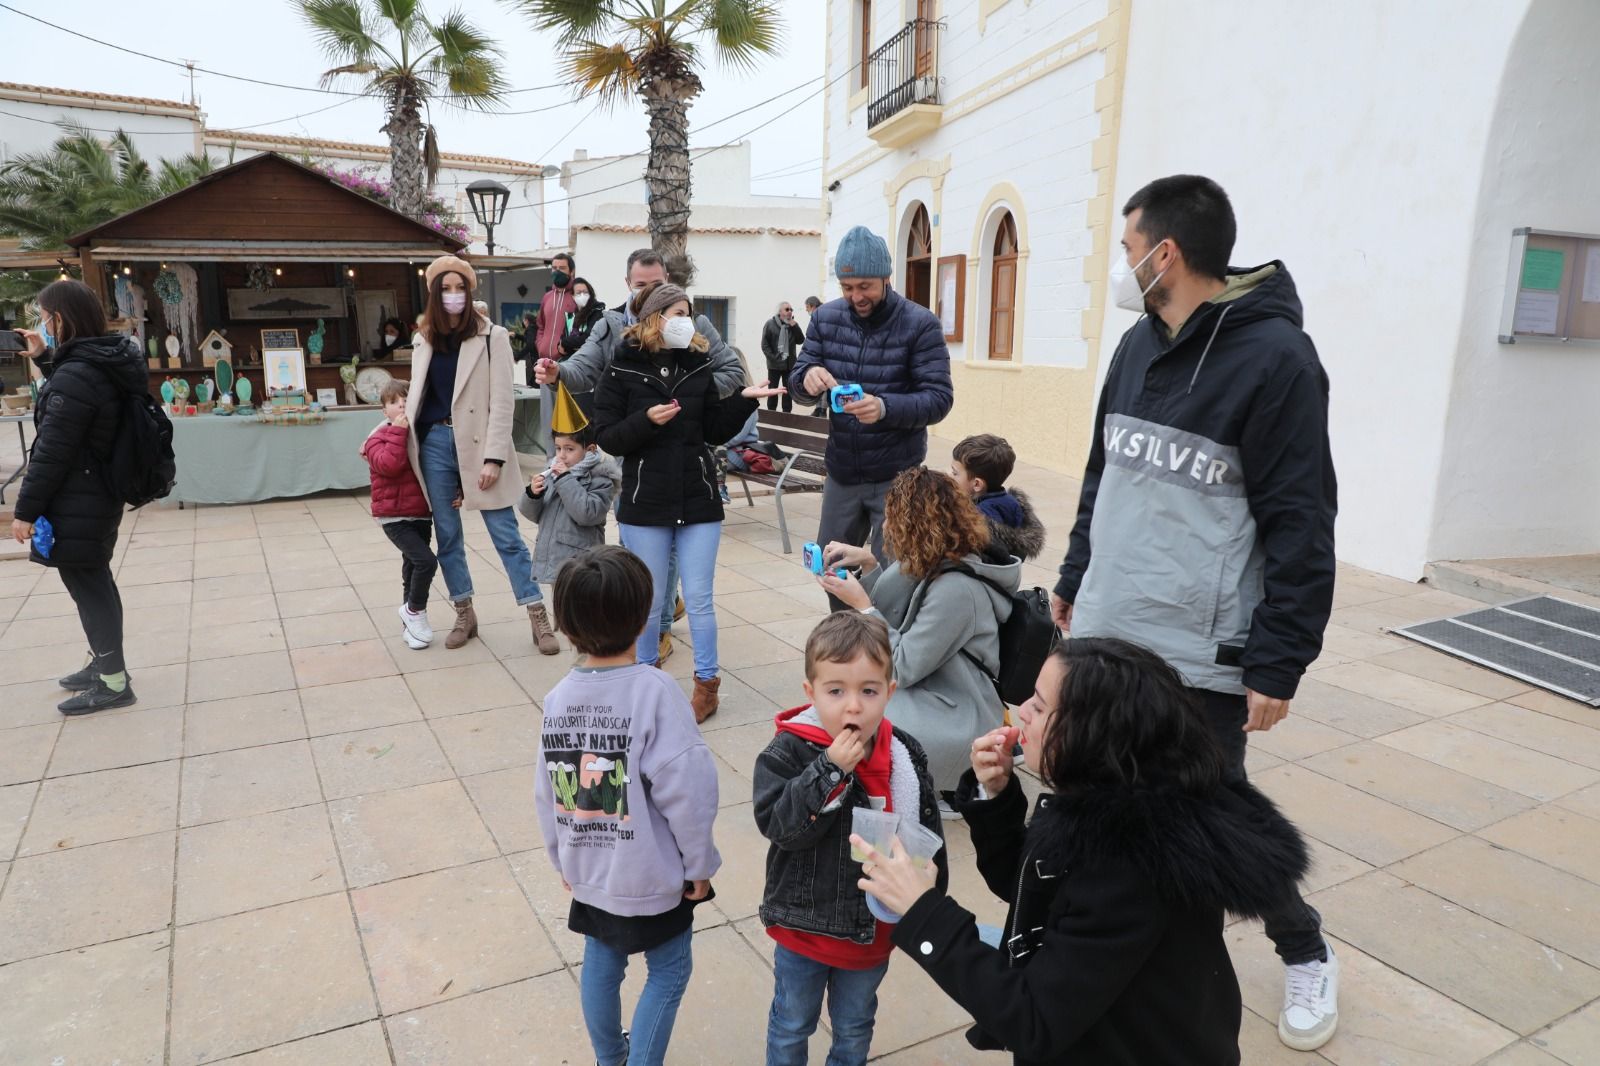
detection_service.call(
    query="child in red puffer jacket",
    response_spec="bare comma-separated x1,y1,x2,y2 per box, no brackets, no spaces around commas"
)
362,379,437,650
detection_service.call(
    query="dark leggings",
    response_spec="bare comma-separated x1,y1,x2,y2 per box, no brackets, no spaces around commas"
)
383,519,438,613
1194,688,1326,965
57,563,125,675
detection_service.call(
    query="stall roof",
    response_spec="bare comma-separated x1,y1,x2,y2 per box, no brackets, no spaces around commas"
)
67,153,467,256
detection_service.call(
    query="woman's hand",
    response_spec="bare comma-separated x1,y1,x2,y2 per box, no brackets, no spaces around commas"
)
477,463,501,492
853,835,937,916
820,569,871,611
971,726,1019,798
11,518,33,544
16,328,46,359
741,385,786,401
824,541,876,573
646,402,681,426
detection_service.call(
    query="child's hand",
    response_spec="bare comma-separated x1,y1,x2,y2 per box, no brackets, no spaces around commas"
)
390,413,409,428
550,456,569,477
561,878,571,893
826,725,868,775
971,726,1018,796
451,492,464,510
685,879,711,901
530,473,546,496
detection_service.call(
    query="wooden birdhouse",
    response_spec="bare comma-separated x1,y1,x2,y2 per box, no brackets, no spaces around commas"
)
200,330,234,368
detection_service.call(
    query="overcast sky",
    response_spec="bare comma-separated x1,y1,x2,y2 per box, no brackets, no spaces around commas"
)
3,0,826,231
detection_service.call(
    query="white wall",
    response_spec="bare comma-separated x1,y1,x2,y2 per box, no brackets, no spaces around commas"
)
573,228,822,369
1112,0,1531,579
1429,0,1600,562
0,89,202,165
564,141,811,221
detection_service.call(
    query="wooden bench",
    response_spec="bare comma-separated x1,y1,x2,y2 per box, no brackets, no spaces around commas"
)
723,409,831,554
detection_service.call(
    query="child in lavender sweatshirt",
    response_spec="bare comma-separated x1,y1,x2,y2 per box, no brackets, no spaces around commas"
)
537,545,721,1066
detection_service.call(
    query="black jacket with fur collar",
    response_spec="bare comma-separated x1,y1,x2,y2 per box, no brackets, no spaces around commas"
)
891,771,1308,1065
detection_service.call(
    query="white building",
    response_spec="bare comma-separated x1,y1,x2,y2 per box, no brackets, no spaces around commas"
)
0,81,548,257
562,141,823,367
821,0,1600,582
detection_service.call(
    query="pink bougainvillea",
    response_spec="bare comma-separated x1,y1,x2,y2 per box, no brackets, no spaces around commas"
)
313,163,471,243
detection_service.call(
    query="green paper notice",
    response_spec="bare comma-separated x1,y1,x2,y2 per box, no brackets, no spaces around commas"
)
1521,248,1565,291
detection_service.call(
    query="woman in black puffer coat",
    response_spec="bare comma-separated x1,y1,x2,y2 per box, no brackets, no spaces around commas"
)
11,280,146,715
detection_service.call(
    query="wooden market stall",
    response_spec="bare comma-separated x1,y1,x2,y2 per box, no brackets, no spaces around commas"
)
64,152,467,403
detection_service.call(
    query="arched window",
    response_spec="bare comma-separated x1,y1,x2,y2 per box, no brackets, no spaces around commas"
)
988,211,1018,360
905,203,932,308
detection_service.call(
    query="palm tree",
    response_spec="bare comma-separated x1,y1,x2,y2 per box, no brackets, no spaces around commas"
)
507,0,783,284
0,124,215,250
296,0,508,221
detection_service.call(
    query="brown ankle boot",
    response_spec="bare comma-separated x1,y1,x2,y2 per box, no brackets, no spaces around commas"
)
690,676,720,725
445,598,478,649
529,603,560,656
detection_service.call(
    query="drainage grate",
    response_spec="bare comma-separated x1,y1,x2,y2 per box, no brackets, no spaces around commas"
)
1395,596,1600,707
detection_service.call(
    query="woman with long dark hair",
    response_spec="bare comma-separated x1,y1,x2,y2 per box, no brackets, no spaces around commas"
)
558,276,606,357
9,280,147,714
406,255,556,655
852,638,1312,1065
591,281,782,723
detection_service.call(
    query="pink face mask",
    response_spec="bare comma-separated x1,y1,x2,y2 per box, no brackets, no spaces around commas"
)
442,293,468,314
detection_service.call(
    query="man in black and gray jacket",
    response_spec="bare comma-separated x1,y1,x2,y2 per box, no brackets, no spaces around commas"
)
1052,175,1340,1054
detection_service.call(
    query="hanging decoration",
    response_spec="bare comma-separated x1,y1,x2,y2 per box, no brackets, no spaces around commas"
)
155,264,200,364
246,263,276,292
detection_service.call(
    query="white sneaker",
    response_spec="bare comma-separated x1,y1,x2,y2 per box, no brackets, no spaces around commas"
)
399,605,433,650
937,798,963,821
1279,939,1339,1051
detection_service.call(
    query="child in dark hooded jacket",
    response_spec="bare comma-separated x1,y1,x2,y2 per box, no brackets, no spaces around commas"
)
949,434,1045,561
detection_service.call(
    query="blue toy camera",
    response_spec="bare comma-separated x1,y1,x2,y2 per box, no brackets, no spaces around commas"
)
829,383,864,413
802,542,850,578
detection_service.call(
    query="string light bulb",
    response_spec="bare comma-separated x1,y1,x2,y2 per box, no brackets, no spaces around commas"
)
346,268,356,278
122,265,132,276
274,267,283,277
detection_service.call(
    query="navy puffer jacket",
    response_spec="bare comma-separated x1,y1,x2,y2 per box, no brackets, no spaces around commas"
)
789,289,953,485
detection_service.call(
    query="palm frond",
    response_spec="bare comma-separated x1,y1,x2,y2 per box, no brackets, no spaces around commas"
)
426,9,509,108
318,60,387,92
698,0,783,71
501,0,621,47
423,124,441,186
295,0,383,63
562,40,642,109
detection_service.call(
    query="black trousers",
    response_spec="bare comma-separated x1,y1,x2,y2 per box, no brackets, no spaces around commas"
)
57,563,125,675
1194,688,1326,966
383,519,438,612
766,358,795,412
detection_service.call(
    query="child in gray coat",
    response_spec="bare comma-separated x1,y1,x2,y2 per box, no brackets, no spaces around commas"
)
517,424,622,654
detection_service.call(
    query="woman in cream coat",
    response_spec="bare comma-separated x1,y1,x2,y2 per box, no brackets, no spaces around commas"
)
406,255,552,653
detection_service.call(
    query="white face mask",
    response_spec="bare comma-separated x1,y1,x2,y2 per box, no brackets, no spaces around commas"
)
573,293,591,309
661,316,697,349
441,292,468,314
1110,241,1169,313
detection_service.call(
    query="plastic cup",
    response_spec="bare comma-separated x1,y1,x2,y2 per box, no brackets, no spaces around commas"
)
850,807,899,864
897,820,943,873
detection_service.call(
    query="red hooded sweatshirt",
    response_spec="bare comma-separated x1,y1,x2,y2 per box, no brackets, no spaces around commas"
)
768,707,895,970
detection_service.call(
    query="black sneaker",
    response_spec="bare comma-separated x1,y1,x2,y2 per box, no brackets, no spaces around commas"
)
57,680,137,716
57,661,100,691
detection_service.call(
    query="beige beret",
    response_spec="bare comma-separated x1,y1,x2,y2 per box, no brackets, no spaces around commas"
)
424,254,476,290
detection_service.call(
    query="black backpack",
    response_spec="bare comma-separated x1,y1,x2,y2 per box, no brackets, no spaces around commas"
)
103,387,176,507
942,562,1061,706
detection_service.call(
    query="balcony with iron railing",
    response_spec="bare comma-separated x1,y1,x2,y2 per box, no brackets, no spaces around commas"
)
866,19,946,148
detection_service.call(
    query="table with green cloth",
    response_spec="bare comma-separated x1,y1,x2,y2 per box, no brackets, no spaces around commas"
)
169,409,385,505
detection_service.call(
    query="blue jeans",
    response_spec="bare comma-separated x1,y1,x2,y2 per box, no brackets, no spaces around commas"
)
418,424,541,605
658,549,679,635
581,928,694,1066
618,522,721,679
766,945,888,1066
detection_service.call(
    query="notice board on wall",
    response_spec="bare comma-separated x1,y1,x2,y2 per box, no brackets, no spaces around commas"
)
1499,228,1600,345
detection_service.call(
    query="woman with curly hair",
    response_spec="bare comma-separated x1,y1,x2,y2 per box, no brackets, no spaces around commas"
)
821,466,1020,802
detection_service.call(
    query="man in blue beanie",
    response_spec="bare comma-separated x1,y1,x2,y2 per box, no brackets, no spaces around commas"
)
791,225,953,609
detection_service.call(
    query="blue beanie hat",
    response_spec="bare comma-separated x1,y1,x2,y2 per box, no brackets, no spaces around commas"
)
834,225,892,279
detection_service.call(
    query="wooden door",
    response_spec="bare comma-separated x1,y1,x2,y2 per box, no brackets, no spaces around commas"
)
914,0,935,76
989,212,1018,360
905,205,933,308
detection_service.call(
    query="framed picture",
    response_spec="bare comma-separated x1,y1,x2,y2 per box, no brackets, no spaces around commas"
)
936,255,966,342
260,328,300,351
263,348,307,392
317,388,339,407
499,301,538,331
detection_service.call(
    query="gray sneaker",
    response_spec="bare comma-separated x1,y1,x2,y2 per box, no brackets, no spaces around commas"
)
1279,939,1339,1051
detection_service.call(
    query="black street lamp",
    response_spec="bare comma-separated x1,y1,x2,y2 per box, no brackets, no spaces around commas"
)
466,179,511,320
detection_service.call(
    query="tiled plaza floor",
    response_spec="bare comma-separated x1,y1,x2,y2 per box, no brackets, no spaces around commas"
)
1,437,1598,1064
